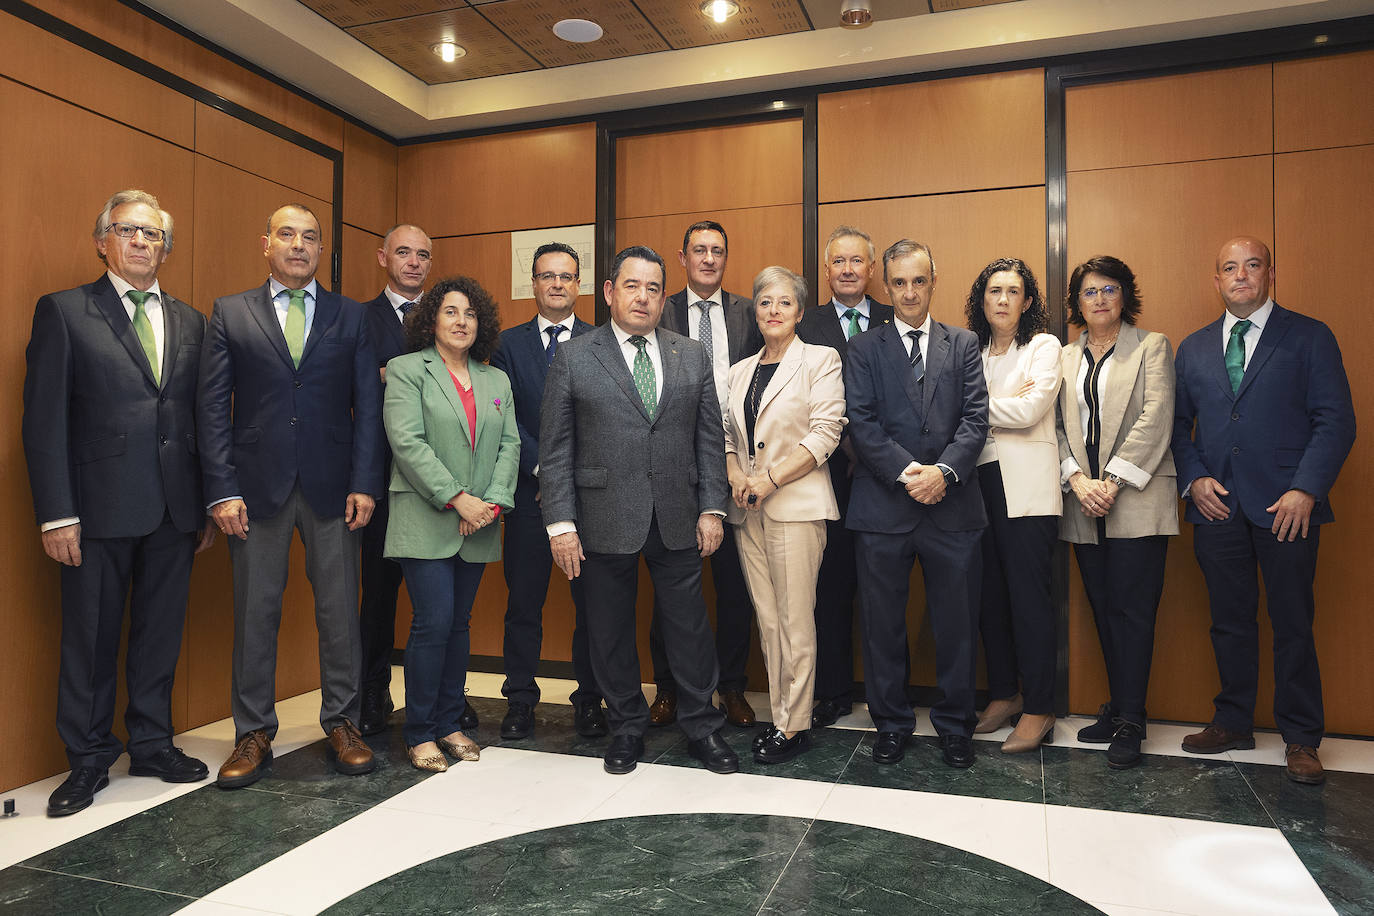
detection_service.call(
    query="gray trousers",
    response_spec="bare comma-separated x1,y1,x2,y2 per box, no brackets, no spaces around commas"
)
227,486,362,741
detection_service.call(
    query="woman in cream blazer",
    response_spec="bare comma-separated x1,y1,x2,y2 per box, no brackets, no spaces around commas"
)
384,277,519,772
1055,256,1177,771
724,267,845,766
964,259,1063,755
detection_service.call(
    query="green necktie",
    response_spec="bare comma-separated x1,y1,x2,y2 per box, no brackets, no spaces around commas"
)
1225,318,1251,393
843,307,861,340
126,289,160,385
285,288,307,368
630,335,657,421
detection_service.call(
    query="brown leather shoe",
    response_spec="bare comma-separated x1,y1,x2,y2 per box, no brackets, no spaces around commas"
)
218,731,272,789
328,721,376,775
1285,744,1325,785
1181,723,1255,754
719,690,756,727
649,688,677,727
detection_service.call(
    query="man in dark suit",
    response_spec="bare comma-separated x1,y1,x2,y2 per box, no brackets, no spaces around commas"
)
540,245,739,776
199,203,384,788
845,239,988,769
357,223,433,736
489,241,606,741
796,225,894,728
1173,236,1355,785
649,220,762,729
23,190,215,816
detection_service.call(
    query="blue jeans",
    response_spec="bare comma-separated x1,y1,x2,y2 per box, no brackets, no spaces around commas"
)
398,555,486,747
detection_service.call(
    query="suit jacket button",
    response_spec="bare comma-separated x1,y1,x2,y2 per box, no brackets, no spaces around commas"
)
1231,413,1239,420
159,394,167,403
647,471,653,478
295,380,303,388
290,417,298,426
159,436,168,445
757,442,765,450
1232,446,1240,454
922,426,930,434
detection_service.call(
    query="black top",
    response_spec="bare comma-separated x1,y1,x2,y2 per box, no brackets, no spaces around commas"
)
744,362,780,457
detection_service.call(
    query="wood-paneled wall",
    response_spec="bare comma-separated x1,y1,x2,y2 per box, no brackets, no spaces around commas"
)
1,0,397,791
1064,50,1374,735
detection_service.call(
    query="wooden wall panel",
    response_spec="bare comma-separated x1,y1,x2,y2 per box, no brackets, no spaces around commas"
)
1064,156,1274,722
616,204,804,304
196,103,334,204
344,122,398,237
818,69,1044,204
615,120,803,219
0,11,195,149
25,0,344,150
1275,50,1374,153
1274,144,1374,737
341,224,388,304
397,123,596,238
818,187,1047,325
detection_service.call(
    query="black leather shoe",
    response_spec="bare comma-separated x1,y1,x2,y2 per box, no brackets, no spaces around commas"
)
458,702,480,732
359,687,393,737
574,701,609,738
940,735,975,769
752,725,781,752
1078,703,1125,744
501,701,535,739
128,746,209,783
47,767,109,817
811,698,852,729
603,734,645,775
872,731,908,765
1106,719,1144,769
687,730,740,774
755,730,810,765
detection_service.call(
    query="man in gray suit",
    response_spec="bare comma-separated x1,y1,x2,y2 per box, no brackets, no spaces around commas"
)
649,220,762,729
540,245,739,776
23,189,215,816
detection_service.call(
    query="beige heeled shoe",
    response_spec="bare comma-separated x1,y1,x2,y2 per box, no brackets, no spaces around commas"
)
438,734,480,762
974,694,1024,734
408,744,449,772
1001,713,1056,754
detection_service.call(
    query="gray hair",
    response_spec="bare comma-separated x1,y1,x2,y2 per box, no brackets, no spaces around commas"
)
823,225,875,264
93,189,174,255
881,239,936,282
752,266,808,310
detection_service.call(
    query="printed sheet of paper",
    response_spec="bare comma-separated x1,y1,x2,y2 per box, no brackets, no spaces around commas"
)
511,225,594,300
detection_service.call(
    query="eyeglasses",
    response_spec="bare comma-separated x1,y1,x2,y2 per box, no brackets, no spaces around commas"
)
1080,285,1121,301
108,222,165,243
534,272,577,284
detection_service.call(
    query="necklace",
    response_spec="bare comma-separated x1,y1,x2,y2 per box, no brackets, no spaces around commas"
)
1087,331,1118,350
748,364,766,420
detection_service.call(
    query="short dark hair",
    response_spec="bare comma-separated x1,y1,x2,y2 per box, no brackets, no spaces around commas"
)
681,220,728,254
964,257,1048,348
609,245,666,286
1066,255,1143,326
531,242,580,276
404,275,501,362
881,239,936,283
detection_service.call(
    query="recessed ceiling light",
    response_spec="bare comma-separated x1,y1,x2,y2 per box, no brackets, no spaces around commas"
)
431,40,465,63
700,0,739,25
553,18,604,43
840,0,873,27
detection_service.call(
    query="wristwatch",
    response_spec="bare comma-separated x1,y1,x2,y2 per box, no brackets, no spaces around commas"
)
940,466,956,486
1105,472,1125,488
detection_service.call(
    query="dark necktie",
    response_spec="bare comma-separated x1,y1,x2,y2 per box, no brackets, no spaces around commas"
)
907,329,924,384
126,289,160,384
630,335,657,420
843,307,861,340
1225,319,1251,393
546,324,566,366
399,300,414,319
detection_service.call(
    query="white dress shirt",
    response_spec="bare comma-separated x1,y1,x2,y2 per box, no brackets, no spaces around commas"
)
1222,297,1274,370
383,285,418,323
268,276,318,339
536,312,575,348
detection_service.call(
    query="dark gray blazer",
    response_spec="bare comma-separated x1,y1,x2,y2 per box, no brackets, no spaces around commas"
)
660,288,762,366
538,322,729,554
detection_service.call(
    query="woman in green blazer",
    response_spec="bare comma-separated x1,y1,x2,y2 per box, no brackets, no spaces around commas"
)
384,276,519,772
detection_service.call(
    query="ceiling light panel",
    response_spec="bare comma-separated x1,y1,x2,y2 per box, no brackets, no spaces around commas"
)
348,6,540,83
635,0,811,51
481,0,667,67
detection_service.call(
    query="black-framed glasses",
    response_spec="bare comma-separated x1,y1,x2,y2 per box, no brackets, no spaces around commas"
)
108,222,165,243
534,271,577,284
1080,284,1121,301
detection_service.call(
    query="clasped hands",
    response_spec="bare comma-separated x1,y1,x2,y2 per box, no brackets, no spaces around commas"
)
452,491,498,537
729,470,777,510
1069,472,1118,518
902,462,946,505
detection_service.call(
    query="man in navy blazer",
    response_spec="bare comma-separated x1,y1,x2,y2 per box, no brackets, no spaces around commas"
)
796,225,895,728
845,239,988,769
1173,236,1355,784
357,223,433,736
199,203,384,788
489,241,605,741
23,190,215,816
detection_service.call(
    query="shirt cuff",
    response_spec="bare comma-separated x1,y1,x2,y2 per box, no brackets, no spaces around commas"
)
704,510,726,518
1103,455,1151,490
532,464,539,478
1059,457,1083,489
41,517,80,533
547,521,577,539
935,462,958,484
207,496,241,510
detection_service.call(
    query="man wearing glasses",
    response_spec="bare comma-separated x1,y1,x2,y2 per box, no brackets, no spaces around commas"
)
199,204,384,788
23,189,215,816
488,242,606,740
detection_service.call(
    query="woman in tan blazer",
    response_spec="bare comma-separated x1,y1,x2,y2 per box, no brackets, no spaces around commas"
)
384,276,519,772
964,259,1063,754
724,266,845,765
1055,256,1177,770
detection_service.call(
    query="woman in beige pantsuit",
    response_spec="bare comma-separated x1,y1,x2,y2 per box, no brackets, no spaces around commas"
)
724,266,846,765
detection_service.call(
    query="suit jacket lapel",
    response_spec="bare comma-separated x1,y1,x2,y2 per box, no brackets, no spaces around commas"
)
159,296,183,389
724,292,752,363
247,283,294,367
921,322,950,415
670,292,690,337
656,333,683,425
1235,304,1288,401
1198,316,1234,401
92,276,160,388
880,324,924,415
590,326,652,423
1099,323,1144,450
301,290,339,365
1062,337,1088,464
759,336,803,413
522,318,550,385
423,348,472,446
